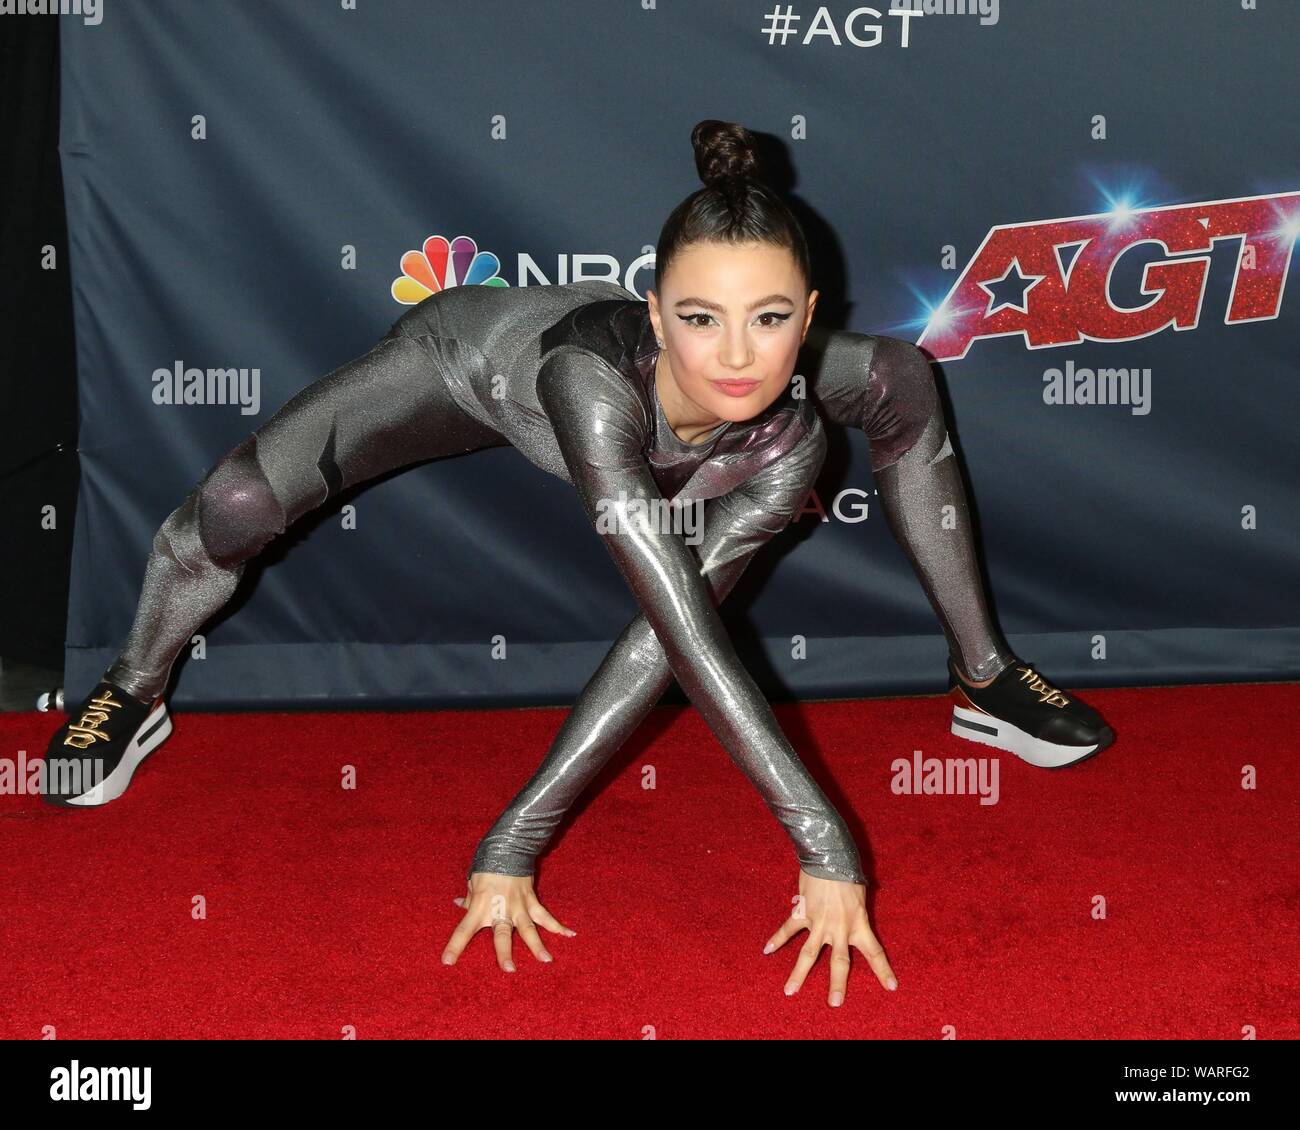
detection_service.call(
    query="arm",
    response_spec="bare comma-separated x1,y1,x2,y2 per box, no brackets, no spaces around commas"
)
469,418,829,878
797,326,938,471
470,345,863,884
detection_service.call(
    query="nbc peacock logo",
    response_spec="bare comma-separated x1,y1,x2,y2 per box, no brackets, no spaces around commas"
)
390,234,510,304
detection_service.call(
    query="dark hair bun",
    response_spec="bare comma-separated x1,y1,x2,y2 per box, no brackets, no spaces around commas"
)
691,120,762,187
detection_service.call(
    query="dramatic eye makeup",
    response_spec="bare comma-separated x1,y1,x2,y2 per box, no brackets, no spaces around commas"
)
677,311,793,329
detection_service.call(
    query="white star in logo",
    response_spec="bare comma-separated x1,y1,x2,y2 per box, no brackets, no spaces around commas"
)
979,256,1048,316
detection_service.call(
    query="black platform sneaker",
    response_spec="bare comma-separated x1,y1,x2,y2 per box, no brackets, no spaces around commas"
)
948,657,1115,768
41,680,172,806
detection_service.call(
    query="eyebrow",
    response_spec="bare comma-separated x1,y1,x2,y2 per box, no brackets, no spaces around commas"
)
673,294,796,313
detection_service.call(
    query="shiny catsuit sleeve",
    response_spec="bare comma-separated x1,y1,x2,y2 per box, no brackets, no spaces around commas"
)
469,343,866,886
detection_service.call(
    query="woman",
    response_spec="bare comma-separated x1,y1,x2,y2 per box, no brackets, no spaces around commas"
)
43,121,1112,1006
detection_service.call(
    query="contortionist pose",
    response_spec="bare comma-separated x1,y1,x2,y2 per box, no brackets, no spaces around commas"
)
44,120,1114,1007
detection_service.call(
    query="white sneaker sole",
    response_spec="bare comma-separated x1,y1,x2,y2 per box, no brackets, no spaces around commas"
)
52,702,173,806
951,704,1102,768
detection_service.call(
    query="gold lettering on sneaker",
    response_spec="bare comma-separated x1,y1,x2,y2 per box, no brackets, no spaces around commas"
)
62,688,125,749
1014,666,1070,708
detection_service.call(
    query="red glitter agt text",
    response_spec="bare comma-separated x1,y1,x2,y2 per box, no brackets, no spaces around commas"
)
918,191,1300,362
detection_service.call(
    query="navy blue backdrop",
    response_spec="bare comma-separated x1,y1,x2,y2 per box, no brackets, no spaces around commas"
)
57,0,1300,708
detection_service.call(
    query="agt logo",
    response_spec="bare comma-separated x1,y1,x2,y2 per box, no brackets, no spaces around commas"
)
918,191,1300,362
391,233,655,304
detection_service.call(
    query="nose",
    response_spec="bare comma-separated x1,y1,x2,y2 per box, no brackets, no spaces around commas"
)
717,328,755,371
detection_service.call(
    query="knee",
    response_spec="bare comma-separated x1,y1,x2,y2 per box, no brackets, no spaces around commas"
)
862,337,941,470
162,434,287,570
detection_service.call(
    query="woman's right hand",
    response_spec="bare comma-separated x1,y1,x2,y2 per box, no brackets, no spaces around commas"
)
441,871,576,972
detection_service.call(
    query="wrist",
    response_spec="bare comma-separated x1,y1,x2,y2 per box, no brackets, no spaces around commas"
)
799,861,865,885
467,853,534,882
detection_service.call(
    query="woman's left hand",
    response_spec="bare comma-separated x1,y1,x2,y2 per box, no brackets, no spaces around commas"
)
763,869,898,1007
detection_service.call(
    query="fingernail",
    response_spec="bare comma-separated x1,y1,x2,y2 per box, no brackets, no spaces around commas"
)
442,955,455,965
784,984,797,996
762,942,774,954
541,952,553,962
565,929,577,937
829,992,843,1007
887,977,898,991
504,963,516,973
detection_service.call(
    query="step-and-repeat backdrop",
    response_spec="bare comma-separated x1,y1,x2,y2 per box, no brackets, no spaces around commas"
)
58,0,1299,707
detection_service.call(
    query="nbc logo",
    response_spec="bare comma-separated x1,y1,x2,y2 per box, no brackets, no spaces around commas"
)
391,234,510,304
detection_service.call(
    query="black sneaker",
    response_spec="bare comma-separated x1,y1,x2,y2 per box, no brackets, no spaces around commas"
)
948,657,1115,768
41,680,173,806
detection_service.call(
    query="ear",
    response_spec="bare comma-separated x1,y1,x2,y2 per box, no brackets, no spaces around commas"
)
802,288,820,340
646,288,664,346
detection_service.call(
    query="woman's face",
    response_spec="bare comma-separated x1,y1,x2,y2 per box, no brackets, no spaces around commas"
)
647,240,818,429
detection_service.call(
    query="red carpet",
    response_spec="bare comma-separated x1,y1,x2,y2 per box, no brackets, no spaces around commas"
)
2,681,1297,1039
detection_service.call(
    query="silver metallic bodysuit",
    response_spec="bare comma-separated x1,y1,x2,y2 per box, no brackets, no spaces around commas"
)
102,278,1016,885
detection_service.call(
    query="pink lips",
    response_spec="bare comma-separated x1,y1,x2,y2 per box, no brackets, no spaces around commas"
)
712,379,761,398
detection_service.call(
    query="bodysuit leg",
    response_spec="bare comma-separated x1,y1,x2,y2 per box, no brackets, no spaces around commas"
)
799,326,1019,684
103,332,507,703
